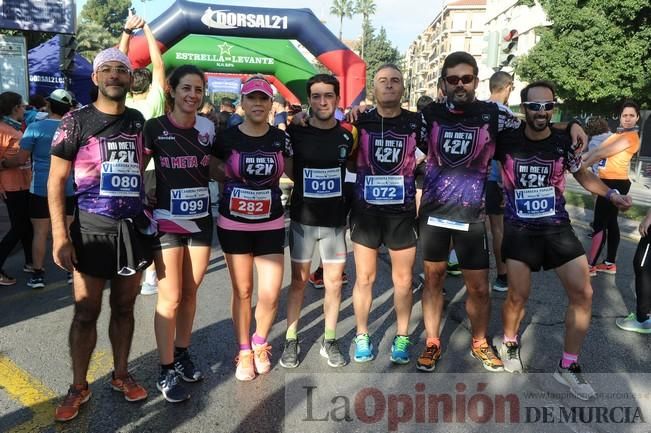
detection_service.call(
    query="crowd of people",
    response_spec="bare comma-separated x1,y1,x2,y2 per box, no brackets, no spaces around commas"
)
0,12,647,424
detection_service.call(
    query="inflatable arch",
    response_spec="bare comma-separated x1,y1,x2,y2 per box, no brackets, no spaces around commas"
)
161,35,317,103
127,0,366,107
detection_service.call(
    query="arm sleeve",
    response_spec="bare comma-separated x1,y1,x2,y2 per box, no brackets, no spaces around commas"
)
282,131,293,158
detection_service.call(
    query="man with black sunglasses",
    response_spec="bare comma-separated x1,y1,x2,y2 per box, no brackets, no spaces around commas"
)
415,52,588,374
493,80,631,400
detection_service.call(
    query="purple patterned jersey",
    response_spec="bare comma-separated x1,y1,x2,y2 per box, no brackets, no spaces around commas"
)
51,105,146,219
351,108,427,215
420,101,519,223
495,125,581,229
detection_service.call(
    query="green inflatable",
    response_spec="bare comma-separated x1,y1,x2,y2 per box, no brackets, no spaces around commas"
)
161,34,317,102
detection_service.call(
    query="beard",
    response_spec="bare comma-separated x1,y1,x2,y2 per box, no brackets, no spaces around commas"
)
98,82,128,102
447,87,475,106
525,112,551,131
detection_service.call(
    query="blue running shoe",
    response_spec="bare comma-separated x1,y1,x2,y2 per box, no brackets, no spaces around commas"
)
353,333,374,362
390,335,412,364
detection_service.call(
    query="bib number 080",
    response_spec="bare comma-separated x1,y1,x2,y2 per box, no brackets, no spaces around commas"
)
111,175,139,189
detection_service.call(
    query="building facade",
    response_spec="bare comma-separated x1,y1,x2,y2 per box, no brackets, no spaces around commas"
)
404,0,487,109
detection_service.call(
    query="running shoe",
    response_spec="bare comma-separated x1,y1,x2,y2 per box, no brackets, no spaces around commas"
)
493,335,523,373
23,264,35,273
595,262,616,274
308,267,324,289
140,281,158,295
320,338,346,367
615,313,651,334
157,369,190,403
492,276,508,292
353,333,374,362
54,384,91,422
67,272,73,284
553,362,596,401
390,335,412,364
27,270,45,289
279,339,300,368
416,342,441,372
0,270,16,286
252,342,272,374
342,271,349,286
588,266,597,277
470,340,504,372
447,261,462,276
174,350,203,382
235,350,255,381
110,373,148,402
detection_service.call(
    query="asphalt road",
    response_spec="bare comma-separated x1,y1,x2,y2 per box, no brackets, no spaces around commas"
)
0,209,649,433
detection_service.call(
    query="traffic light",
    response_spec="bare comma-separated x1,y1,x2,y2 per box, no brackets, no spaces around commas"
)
59,34,77,74
499,29,519,69
482,31,500,70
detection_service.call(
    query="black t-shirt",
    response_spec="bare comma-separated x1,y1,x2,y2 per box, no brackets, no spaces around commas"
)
351,108,428,215
143,114,216,234
214,126,293,228
51,104,146,220
288,121,358,227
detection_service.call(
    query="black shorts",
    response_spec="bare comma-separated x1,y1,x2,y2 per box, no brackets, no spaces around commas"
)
217,226,285,256
29,193,75,219
153,228,213,250
350,209,417,250
502,224,585,271
70,211,153,280
485,181,504,216
415,161,426,189
419,217,489,269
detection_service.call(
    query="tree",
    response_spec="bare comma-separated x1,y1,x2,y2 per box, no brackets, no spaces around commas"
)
516,0,651,112
363,25,401,100
354,0,376,59
76,21,115,60
80,0,132,38
330,0,354,41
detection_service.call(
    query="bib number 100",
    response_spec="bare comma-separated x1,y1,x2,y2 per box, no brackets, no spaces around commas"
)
521,199,549,212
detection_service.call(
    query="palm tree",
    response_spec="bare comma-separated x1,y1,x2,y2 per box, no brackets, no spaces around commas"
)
354,0,376,59
330,0,354,41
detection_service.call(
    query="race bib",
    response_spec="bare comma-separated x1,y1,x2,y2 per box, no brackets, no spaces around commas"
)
303,168,342,199
363,175,404,205
170,187,209,219
515,187,555,218
229,188,272,220
427,216,469,231
99,161,141,197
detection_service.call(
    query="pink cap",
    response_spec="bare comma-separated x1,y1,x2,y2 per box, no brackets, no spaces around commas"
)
241,78,273,98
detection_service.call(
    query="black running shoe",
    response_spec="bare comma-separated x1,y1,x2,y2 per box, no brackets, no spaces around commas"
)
174,350,203,382
157,369,190,403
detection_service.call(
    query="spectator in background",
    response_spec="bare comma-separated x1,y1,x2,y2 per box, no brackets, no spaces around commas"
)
272,94,288,130
220,97,235,115
199,102,215,116
4,89,76,289
25,94,49,125
227,102,244,128
585,116,612,174
0,91,33,285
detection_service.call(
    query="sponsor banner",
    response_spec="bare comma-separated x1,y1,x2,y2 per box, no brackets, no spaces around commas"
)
285,373,651,433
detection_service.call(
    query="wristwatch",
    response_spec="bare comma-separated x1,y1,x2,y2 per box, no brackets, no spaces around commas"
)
123,28,134,35
606,188,620,201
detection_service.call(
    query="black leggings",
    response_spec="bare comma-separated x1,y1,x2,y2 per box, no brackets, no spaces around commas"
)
0,190,33,269
588,179,631,265
633,235,651,322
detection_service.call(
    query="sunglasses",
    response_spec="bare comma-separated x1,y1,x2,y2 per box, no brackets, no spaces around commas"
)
522,101,556,111
442,75,476,85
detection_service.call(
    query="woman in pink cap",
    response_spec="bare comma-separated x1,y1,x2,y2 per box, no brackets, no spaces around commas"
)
213,75,293,381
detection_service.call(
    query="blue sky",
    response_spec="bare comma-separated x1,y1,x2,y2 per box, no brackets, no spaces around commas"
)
75,0,443,52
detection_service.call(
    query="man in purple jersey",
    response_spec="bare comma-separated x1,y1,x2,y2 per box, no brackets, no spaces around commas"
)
493,81,631,400
416,52,587,374
49,48,151,422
